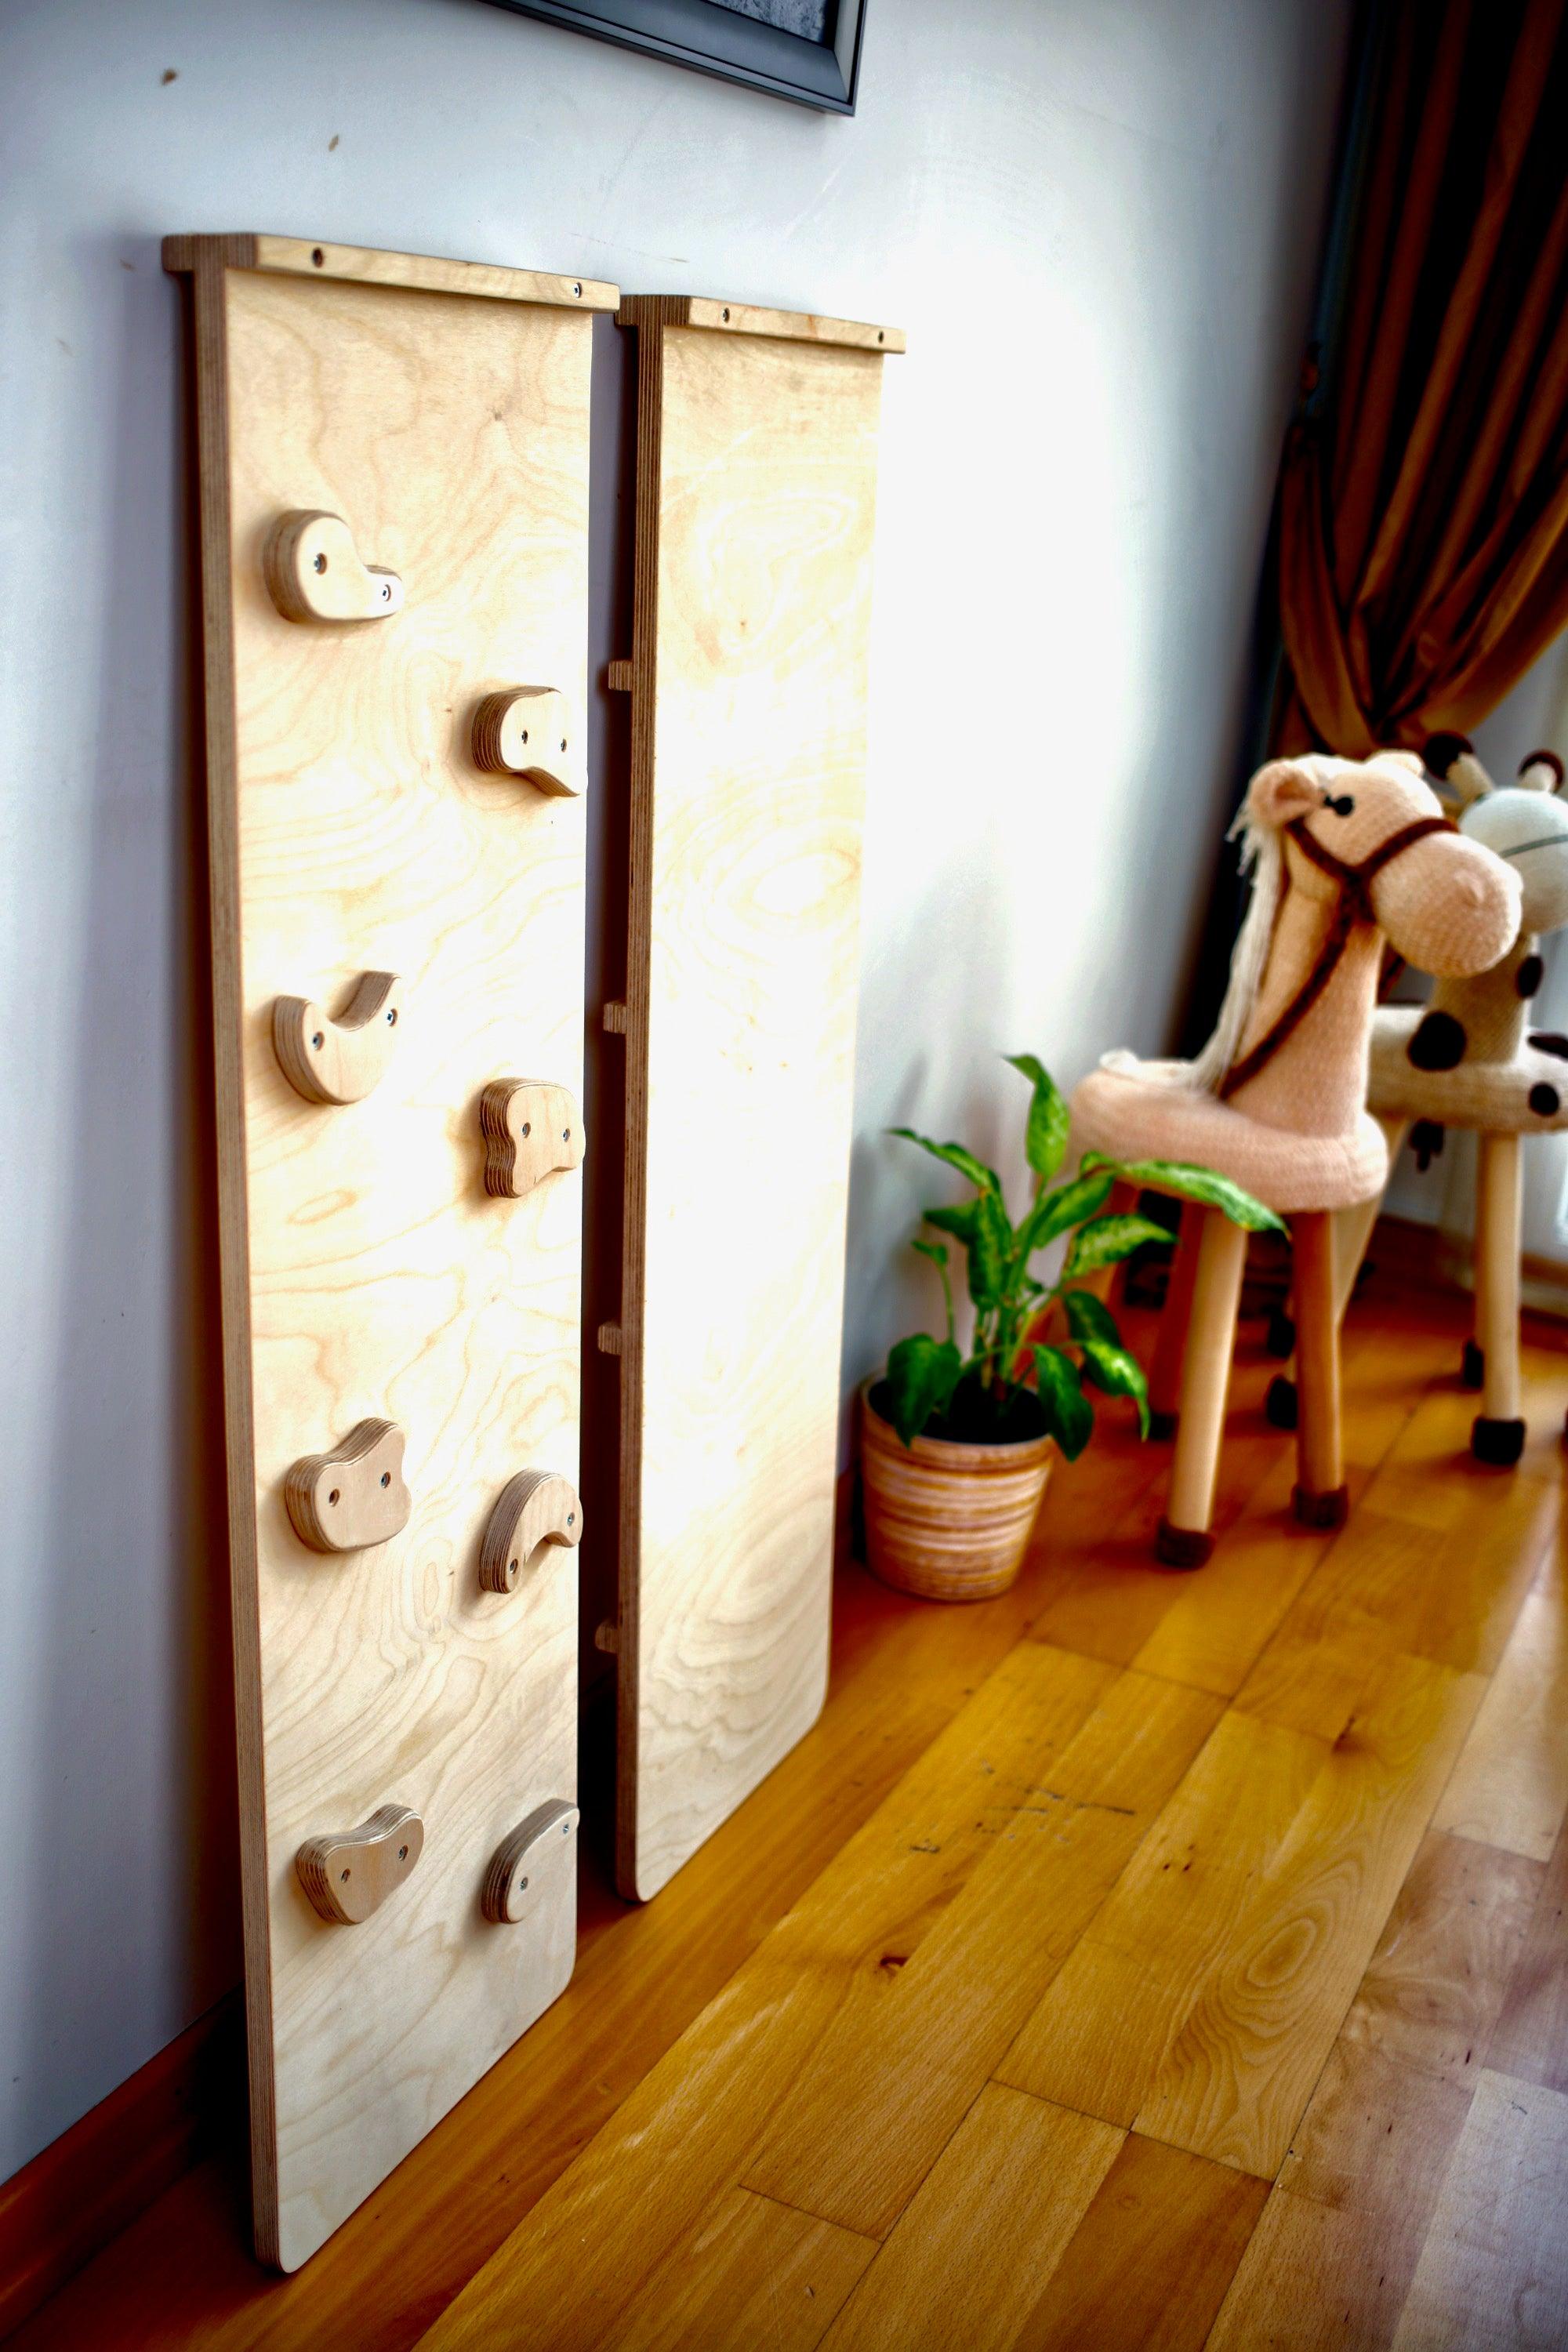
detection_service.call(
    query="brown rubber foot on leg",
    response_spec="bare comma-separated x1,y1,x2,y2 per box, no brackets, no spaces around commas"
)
1155,1517,1214,1570
1293,1482,1349,1529
1148,1410,1177,1443
1472,1416,1525,1467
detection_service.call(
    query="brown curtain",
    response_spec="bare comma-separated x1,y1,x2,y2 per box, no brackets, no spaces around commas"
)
1277,0,1568,756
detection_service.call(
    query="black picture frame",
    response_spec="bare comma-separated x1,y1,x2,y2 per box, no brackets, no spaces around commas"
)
484,0,867,114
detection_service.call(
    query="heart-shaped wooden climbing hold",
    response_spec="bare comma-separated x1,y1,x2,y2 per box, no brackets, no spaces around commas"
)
479,1079,585,1199
285,1419,411,1554
296,1804,423,1926
479,1470,583,1595
263,510,405,622
481,1798,579,1925
470,688,580,796
273,971,402,1105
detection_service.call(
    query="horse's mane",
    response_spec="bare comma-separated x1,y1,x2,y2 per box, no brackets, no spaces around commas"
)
1185,811,1287,1094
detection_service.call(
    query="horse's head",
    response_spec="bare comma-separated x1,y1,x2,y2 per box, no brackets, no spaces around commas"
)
1247,751,1519,975
1443,747,1568,939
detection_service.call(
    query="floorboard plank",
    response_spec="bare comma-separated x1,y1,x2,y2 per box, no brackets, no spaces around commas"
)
740,1671,1220,2237
1432,1541,1568,1862
1205,1831,1541,2352
1486,1809,1568,2097
816,2085,1122,2352
601,2188,877,2352
996,1710,1326,2128
1389,2071,1568,2350
1132,1656,1486,2177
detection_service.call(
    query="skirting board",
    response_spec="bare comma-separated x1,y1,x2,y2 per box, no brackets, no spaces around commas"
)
166,234,609,2269
610,294,902,1901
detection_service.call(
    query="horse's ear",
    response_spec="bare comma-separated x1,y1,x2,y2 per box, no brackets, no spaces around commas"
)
1519,748,1565,795
1245,760,1319,829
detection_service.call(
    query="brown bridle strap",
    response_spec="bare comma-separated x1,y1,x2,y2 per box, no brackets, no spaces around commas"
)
1218,812,1455,1101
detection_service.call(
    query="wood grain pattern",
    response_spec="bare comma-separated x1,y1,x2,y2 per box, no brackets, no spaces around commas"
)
740,1667,1220,2237
1487,1809,1568,2095
601,2188,876,2352
996,1708,1326,2129
1131,1653,1486,2176
1207,1830,1542,2352
169,236,595,2270
282,1417,410,1553
633,294,905,353
613,299,897,1899
817,2085,1122,2352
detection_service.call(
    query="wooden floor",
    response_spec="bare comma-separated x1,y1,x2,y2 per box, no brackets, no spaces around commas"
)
17,1254,1568,2350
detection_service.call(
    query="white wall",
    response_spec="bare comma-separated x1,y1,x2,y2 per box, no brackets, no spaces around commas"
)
0,0,1352,2176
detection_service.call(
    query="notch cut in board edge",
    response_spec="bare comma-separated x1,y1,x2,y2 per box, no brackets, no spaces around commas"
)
615,294,905,353
613,296,895,1905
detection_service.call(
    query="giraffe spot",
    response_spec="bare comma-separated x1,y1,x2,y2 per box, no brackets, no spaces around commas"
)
1408,1011,1466,1071
1530,1082,1560,1117
1530,1032,1568,1060
1516,955,1544,999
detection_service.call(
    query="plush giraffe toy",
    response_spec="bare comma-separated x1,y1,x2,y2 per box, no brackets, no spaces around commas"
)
1327,738,1568,1464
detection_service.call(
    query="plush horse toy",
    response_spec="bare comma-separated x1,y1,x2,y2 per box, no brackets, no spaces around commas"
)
1295,739,1568,1465
1070,750,1519,1566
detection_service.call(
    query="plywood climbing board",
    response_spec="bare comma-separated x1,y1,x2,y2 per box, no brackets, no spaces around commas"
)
609,295,903,1900
165,234,615,2270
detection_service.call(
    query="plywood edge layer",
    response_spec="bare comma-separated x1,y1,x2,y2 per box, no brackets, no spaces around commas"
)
617,293,905,353
162,234,619,311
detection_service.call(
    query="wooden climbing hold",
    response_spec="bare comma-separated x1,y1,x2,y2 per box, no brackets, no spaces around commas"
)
285,1419,411,1553
272,971,402,1105
296,1804,423,1925
470,687,580,796
481,1798,579,1925
478,1470,583,1595
479,1080,584,1199
263,510,405,622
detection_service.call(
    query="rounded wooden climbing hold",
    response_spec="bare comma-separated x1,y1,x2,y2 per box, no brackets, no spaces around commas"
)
296,1804,424,1925
470,687,581,796
272,971,402,1105
478,1470,583,1595
481,1798,579,1925
285,1419,411,1554
263,510,405,622
479,1079,585,1199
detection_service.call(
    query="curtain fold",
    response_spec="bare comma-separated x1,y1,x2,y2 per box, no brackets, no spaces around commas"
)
1277,0,1568,755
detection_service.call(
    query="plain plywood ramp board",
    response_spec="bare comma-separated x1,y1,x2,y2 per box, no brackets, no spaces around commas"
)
611,292,903,1900
165,234,614,2270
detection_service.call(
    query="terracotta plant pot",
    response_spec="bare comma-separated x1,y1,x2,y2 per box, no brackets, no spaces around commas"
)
858,1377,1054,1602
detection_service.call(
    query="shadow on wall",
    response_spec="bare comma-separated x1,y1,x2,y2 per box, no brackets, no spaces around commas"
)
19,234,238,2175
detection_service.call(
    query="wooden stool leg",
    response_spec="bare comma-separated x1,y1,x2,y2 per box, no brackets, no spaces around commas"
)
1292,1210,1347,1527
1156,1209,1247,1568
1149,1208,1203,1439
1473,1131,1524,1465
1266,1118,1406,1436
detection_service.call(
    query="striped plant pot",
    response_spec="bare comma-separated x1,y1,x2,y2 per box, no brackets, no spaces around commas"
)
858,1378,1054,1602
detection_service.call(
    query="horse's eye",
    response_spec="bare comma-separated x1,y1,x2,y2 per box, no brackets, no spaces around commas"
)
1324,793,1356,816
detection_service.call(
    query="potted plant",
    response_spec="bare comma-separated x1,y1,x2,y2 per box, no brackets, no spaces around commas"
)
861,1054,1283,1600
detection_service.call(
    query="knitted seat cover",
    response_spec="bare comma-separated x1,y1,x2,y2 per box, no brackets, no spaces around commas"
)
1070,1062,1389,1213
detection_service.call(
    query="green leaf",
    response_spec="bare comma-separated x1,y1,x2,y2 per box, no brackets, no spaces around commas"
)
889,1128,1002,1196
1062,1212,1171,1279
1033,1345,1094,1461
884,1333,964,1447
1080,1153,1283,1234
967,1187,1014,1312
1005,1053,1070,1181
924,1202,980,1244
1077,1338,1151,1437
1062,1290,1123,1350
1017,1167,1114,1261
911,1236,949,1271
